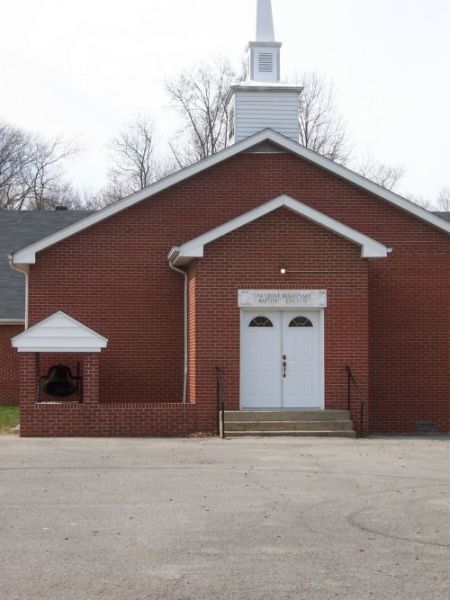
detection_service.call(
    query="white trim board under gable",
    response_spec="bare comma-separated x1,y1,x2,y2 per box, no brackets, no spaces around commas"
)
168,195,390,266
11,311,108,353
10,129,450,266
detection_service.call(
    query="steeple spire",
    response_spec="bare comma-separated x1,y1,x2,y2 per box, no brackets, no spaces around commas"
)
256,0,275,42
247,0,281,83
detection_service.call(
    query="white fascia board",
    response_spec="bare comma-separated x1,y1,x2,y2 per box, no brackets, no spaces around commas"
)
15,347,102,353
172,195,389,265
180,247,204,259
11,311,108,352
11,130,450,265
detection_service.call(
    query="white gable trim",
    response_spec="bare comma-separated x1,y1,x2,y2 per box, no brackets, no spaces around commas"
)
168,195,390,266
11,311,108,353
10,129,450,265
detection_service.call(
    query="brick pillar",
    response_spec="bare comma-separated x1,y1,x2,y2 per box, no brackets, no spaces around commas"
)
83,353,99,405
19,353,37,407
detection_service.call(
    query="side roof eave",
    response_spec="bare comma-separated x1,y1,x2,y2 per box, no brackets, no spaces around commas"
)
11,129,450,265
169,194,390,265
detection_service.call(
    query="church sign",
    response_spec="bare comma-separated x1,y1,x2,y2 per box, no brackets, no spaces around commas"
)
238,290,327,309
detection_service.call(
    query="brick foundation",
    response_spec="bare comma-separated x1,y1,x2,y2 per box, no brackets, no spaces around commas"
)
20,402,201,438
19,352,205,437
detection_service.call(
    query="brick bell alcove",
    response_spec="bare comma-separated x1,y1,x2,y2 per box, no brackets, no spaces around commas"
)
12,311,199,437
12,311,107,437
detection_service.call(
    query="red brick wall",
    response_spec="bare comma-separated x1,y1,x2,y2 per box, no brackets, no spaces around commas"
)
0,324,23,406
189,207,370,433
19,353,200,437
20,401,198,437
369,255,450,433
23,152,450,434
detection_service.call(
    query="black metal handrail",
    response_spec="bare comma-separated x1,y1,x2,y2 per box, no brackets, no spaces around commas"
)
346,366,366,438
215,367,225,439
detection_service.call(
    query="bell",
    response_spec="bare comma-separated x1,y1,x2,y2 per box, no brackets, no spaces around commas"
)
43,364,78,398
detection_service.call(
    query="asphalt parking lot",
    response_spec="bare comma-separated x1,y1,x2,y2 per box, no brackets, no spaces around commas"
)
0,435,449,600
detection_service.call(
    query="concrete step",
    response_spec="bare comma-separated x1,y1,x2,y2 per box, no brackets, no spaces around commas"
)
223,410,356,438
227,430,356,438
224,410,350,422
225,420,354,432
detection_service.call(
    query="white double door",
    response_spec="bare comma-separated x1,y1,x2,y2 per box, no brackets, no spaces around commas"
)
241,310,323,409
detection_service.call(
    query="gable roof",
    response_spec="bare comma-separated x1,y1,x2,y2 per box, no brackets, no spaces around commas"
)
0,210,92,321
10,130,450,266
168,194,390,266
11,311,108,352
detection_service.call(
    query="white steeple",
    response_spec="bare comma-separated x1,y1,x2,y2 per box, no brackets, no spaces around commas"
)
256,0,275,42
248,0,281,83
226,0,302,145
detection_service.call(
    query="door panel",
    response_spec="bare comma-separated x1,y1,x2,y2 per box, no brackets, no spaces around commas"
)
282,311,321,408
241,312,282,408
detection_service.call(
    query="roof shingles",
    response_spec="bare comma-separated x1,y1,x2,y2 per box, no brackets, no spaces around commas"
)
435,212,450,223
0,211,91,320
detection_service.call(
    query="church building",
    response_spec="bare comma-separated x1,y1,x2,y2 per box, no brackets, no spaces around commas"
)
3,0,450,437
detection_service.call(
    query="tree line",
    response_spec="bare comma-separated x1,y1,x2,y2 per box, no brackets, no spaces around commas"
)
1,60,448,211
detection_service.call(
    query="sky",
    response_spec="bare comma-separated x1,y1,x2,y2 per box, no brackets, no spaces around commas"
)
1,0,449,203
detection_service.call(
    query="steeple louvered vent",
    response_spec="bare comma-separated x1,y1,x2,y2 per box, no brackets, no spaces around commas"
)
259,52,273,73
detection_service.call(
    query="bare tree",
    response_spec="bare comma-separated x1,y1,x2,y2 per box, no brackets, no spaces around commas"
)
83,116,178,207
0,122,31,208
437,187,450,211
25,138,80,210
68,188,110,211
166,58,238,166
106,116,158,199
356,156,405,191
166,65,351,165
166,61,412,192
0,120,79,210
298,72,350,164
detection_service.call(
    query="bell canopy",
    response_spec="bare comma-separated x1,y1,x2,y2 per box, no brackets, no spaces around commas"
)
12,311,108,353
